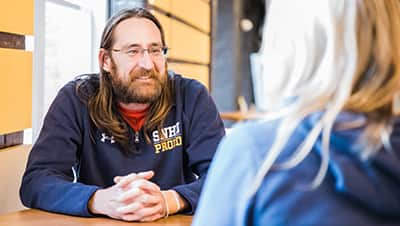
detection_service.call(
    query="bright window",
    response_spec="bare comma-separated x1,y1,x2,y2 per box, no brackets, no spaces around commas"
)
30,0,106,143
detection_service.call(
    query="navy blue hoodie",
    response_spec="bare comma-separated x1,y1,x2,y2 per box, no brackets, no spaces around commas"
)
20,72,225,216
193,112,400,226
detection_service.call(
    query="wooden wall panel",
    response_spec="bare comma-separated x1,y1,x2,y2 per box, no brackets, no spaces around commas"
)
152,11,171,47
169,20,210,64
170,0,210,33
0,1,34,35
0,48,32,135
149,0,171,12
169,63,209,89
153,11,210,64
149,0,211,88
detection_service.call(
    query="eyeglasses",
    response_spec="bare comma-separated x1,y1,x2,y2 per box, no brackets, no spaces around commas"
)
111,45,169,60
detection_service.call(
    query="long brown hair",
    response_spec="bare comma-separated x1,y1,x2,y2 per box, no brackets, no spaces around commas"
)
77,8,173,152
345,0,400,156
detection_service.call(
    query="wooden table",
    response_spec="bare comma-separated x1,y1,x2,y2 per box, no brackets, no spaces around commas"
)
0,209,192,226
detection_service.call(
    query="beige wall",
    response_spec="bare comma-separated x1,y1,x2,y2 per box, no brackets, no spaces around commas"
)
0,145,31,214
0,49,32,134
168,62,209,87
0,1,33,135
0,0,34,214
150,0,211,89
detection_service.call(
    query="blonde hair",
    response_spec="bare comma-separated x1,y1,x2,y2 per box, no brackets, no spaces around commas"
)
250,0,400,195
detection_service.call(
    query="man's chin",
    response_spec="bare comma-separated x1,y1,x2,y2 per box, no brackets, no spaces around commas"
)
124,89,161,103
125,97,159,104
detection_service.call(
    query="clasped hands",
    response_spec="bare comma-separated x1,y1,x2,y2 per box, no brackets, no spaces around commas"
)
88,170,179,222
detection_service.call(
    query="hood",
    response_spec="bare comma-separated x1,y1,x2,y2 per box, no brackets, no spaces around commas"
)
305,112,400,217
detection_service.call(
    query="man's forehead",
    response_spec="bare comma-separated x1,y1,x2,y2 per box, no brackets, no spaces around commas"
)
113,17,162,46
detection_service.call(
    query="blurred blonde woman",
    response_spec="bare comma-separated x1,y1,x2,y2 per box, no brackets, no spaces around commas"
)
193,0,400,225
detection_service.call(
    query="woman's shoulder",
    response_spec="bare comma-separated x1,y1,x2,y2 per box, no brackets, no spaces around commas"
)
222,118,312,166
228,120,278,141
221,120,280,161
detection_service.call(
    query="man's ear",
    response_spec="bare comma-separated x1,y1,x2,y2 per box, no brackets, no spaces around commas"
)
99,48,112,72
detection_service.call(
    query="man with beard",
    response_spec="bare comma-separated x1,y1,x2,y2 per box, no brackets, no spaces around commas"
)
20,8,225,222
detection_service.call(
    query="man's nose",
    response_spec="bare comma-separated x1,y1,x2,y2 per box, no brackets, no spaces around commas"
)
137,51,154,70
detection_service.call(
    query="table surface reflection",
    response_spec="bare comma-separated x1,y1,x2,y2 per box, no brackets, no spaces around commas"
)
0,209,192,226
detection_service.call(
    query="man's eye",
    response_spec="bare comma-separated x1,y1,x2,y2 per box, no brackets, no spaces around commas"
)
150,48,162,55
126,49,140,55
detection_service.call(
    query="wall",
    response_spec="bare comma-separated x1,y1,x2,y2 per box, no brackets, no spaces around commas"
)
0,145,31,214
149,0,211,89
0,1,33,136
0,0,34,214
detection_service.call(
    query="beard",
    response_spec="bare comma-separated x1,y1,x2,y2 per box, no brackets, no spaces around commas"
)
109,64,166,104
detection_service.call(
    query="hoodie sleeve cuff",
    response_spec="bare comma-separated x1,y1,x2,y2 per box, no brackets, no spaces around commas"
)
80,185,100,217
172,186,199,215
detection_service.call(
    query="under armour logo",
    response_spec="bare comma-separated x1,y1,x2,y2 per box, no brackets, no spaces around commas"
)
100,133,115,144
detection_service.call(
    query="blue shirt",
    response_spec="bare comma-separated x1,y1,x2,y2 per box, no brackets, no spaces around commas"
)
193,113,400,225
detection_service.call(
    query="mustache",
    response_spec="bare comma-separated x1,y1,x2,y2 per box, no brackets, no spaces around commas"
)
130,68,159,80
